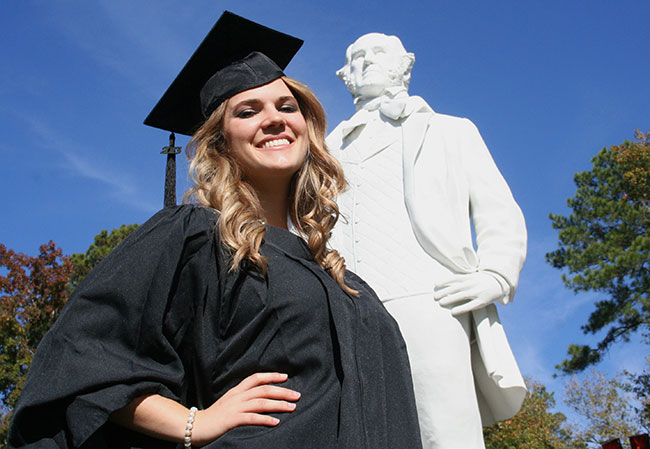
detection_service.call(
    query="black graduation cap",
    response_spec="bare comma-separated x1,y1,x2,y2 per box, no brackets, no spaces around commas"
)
144,11,303,136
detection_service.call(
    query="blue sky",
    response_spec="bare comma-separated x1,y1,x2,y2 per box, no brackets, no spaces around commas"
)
2,0,648,421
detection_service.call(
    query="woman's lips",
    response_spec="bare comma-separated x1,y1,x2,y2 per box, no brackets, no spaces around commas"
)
259,138,291,149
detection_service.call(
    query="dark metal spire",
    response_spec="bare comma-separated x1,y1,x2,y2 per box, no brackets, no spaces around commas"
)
161,132,181,208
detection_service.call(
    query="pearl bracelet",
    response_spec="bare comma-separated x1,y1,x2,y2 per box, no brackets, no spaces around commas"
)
183,406,198,448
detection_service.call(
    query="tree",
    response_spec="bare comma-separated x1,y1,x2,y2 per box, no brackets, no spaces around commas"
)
564,369,644,449
614,130,650,207
69,224,139,290
622,357,650,430
0,242,74,442
0,224,138,445
546,131,650,374
483,378,584,449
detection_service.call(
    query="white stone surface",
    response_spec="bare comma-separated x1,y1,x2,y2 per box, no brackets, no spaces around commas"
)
328,32,528,449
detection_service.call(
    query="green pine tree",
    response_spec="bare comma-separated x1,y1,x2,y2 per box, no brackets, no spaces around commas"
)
547,131,650,374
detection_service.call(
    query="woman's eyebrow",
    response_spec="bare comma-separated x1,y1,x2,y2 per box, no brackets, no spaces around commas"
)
230,95,296,109
230,98,262,110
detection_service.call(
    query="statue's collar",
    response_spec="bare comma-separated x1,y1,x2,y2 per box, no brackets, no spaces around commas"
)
341,89,429,139
354,86,409,111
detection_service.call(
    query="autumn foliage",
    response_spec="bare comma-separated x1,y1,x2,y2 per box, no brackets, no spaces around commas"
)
483,379,583,449
613,130,650,207
0,224,139,444
0,242,74,434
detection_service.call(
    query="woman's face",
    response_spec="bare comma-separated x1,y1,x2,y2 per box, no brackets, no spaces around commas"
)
222,79,309,186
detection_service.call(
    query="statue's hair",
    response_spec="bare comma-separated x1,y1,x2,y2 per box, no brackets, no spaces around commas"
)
184,76,357,295
336,33,415,95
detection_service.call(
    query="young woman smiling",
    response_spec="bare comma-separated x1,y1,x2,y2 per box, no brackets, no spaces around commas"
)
8,13,423,449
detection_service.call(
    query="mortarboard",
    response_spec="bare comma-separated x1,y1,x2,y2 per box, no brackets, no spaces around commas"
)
144,11,303,136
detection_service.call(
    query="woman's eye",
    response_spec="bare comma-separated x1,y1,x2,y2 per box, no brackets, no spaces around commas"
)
279,104,298,113
235,109,256,118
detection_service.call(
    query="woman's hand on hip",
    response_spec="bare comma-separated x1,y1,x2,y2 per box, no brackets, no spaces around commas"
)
192,372,300,446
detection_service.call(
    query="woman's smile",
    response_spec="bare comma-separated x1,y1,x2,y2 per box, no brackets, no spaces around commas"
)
258,137,292,149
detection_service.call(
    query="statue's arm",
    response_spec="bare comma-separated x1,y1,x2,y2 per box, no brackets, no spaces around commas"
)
461,118,527,303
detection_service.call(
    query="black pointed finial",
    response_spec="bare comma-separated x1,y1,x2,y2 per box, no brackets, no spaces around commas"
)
161,132,182,207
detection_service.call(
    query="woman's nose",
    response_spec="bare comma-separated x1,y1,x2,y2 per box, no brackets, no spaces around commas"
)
261,108,285,129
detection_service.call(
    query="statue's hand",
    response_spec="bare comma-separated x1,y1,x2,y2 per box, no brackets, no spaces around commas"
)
434,272,504,316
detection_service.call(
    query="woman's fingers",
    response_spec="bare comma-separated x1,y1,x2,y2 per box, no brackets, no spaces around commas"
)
234,373,301,405
234,372,289,391
245,384,301,401
238,413,281,427
247,398,297,413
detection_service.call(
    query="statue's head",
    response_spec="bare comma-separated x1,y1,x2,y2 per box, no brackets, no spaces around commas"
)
336,33,415,101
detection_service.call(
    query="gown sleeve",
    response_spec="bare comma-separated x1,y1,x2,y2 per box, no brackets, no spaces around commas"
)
8,205,218,449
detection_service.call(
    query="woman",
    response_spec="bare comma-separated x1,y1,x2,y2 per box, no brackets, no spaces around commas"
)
8,17,422,449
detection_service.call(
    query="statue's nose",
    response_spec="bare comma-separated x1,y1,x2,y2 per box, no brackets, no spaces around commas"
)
364,51,378,64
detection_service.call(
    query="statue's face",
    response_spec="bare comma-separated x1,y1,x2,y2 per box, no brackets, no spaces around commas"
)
346,33,407,99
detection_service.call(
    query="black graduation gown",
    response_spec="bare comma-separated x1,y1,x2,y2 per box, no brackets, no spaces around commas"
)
8,205,422,449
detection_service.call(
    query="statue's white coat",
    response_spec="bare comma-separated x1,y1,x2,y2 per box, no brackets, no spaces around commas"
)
328,32,528,445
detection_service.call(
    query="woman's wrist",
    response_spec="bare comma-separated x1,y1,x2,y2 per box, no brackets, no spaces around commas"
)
110,395,200,444
183,407,198,447
186,409,210,447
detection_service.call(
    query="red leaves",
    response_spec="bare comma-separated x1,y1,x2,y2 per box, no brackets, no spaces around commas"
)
0,241,74,410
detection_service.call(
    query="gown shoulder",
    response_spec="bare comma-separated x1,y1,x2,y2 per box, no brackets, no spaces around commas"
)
8,204,219,449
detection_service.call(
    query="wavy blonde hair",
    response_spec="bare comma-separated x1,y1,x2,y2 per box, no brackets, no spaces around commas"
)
184,76,357,295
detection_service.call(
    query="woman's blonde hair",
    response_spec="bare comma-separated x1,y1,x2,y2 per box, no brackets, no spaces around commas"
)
184,76,356,295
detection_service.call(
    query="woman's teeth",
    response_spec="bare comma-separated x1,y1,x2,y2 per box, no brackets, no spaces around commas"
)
261,138,290,148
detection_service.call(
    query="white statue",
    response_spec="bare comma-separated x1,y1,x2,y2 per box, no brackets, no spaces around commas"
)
327,33,528,449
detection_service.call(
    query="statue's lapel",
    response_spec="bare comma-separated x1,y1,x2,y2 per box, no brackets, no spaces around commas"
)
339,125,398,163
358,124,399,161
401,111,431,196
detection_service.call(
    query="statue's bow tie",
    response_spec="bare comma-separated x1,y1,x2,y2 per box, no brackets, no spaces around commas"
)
368,97,412,120
341,97,414,139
